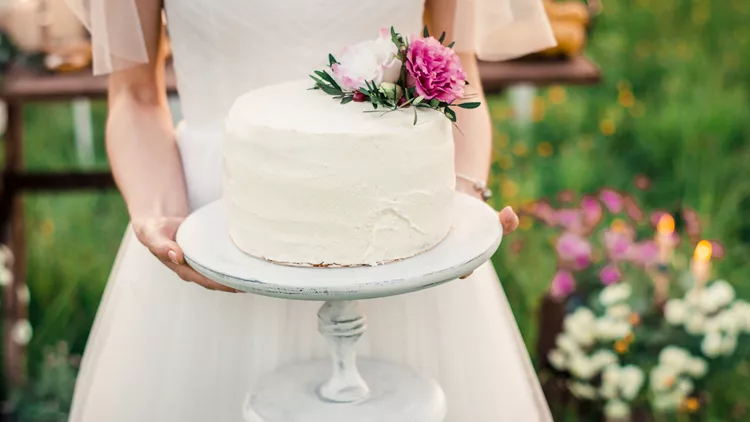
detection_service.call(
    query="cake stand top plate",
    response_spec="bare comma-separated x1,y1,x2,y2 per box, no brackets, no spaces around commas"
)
176,193,502,301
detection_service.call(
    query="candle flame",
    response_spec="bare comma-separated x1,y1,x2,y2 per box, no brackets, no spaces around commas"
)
694,240,712,262
657,214,675,235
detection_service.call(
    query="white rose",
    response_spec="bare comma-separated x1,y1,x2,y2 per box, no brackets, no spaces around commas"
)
675,377,694,395
685,357,708,378
708,280,735,309
548,349,567,370
569,381,597,399
607,304,632,320
685,313,706,335
604,399,631,420
569,355,598,380
595,317,631,341
591,349,619,370
664,299,687,325
556,333,581,355
649,365,678,392
659,346,691,372
618,365,645,400
701,331,723,358
331,33,402,91
600,283,632,307
721,334,737,355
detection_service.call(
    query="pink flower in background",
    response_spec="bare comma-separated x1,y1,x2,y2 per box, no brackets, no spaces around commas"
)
532,201,557,226
555,209,583,232
406,37,466,103
623,195,645,222
580,196,603,228
599,264,622,285
650,210,669,228
709,240,725,259
599,189,624,213
627,240,659,266
634,174,651,190
602,229,632,261
557,190,576,203
556,232,592,269
550,270,576,298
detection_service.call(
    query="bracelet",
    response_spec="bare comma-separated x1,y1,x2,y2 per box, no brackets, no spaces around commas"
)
456,173,492,202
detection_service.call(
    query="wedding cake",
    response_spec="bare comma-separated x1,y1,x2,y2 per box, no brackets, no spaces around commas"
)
224,79,455,266
223,26,481,266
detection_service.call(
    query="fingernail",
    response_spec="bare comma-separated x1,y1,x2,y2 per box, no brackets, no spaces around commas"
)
168,250,179,265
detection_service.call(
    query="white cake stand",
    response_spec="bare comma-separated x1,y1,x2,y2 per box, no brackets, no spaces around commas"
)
176,193,503,422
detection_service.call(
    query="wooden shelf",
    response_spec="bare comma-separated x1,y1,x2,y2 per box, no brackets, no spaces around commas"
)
479,56,602,93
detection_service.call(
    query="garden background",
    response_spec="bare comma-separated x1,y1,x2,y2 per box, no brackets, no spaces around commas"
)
6,0,750,420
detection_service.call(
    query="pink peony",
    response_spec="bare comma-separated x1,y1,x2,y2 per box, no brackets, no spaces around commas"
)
405,37,466,103
556,232,592,270
550,270,576,298
599,264,622,285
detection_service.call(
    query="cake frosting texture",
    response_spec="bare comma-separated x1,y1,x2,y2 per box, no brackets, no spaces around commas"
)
224,79,455,266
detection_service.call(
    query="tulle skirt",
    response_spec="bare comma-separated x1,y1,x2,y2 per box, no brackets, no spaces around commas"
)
69,125,552,422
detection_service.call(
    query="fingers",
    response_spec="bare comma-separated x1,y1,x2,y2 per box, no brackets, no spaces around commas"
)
499,206,520,235
166,262,239,293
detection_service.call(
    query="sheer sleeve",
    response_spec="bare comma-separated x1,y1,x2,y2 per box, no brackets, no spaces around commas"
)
65,0,150,74
453,0,557,61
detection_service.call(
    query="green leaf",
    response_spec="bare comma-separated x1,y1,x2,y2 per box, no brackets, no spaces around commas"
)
438,32,446,44
429,99,440,108
447,41,455,49
457,102,481,109
328,54,338,66
320,84,343,96
423,26,430,38
444,107,457,122
413,107,418,125
314,70,341,91
413,95,425,106
340,96,353,105
465,80,470,85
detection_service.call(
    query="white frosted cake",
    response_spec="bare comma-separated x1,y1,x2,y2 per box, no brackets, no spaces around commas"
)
224,79,455,266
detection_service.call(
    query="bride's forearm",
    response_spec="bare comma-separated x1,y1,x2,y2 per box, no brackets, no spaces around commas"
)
106,86,189,223
454,53,493,198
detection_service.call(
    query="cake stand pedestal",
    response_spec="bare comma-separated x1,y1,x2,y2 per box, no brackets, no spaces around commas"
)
176,193,503,422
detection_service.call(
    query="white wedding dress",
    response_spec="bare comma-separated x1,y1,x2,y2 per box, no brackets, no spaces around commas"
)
68,1,556,421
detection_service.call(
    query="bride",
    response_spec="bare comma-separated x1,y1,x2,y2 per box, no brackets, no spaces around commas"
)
66,0,556,420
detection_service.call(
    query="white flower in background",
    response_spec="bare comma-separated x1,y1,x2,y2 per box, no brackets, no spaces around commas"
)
548,349,567,370
701,331,723,358
708,280,735,309
604,399,631,420
685,289,703,307
0,267,13,287
652,390,684,411
664,299,687,325
685,313,706,335
685,357,708,378
330,31,402,91
619,365,645,400
10,319,32,346
591,349,619,370
564,308,596,346
16,284,30,305
569,355,598,380
730,300,750,332
556,333,581,355
594,317,632,341
721,334,737,355
650,365,678,392
659,346,691,372
569,381,597,399
715,309,740,334
607,304,632,320
600,283,632,307
675,378,694,396
600,366,620,399
702,316,720,334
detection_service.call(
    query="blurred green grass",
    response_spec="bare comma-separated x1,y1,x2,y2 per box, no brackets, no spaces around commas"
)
7,0,750,419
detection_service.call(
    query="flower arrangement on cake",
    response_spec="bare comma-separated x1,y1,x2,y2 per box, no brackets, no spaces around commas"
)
310,27,480,125
520,187,750,421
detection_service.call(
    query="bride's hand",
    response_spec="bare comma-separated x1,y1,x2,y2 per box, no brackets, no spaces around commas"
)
133,217,238,293
459,206,519,280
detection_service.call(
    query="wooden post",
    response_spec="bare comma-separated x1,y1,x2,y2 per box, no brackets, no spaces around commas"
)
2,100,27,388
